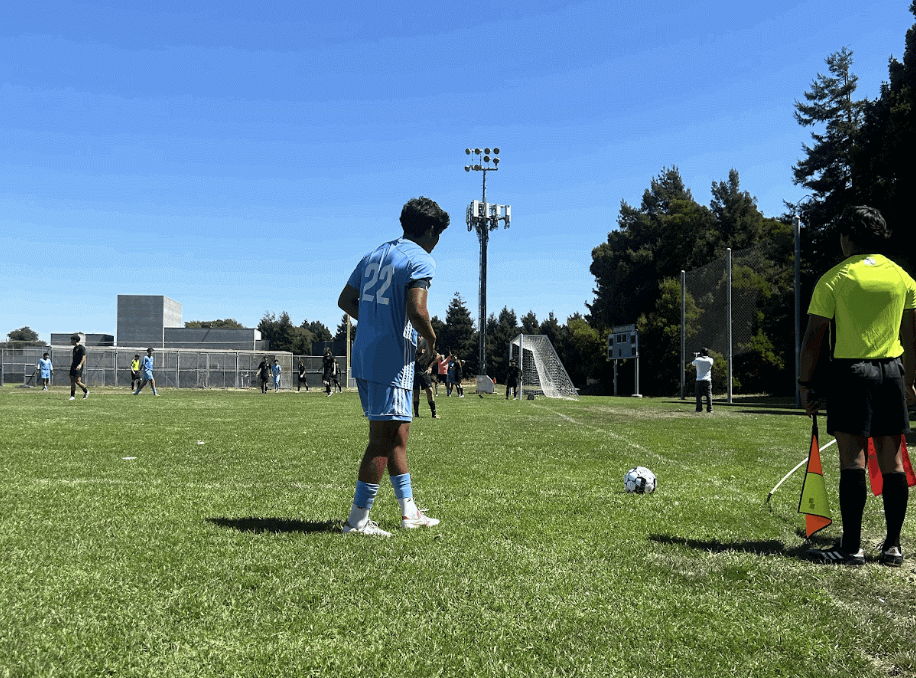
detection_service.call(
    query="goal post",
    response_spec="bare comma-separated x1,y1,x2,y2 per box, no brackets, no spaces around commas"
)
509,334,579,400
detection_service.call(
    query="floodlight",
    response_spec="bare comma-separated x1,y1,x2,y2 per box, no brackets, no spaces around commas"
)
493,157,499,165
474,148,481,154
484,155,490,162
465,166,470,172
465,148,471,155
484,148,490,154
475,164,481,170
493,147,500,154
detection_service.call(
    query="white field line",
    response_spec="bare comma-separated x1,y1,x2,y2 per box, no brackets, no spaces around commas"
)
530,403,676,465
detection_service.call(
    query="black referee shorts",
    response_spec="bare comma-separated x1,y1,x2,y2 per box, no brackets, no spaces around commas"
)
826,357,910,437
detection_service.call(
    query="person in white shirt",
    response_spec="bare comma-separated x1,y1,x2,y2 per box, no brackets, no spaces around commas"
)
691,348,714,413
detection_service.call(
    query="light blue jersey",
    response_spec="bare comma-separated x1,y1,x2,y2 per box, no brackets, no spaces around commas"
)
142,355,154,377
347,237,435,388
39,358,53,378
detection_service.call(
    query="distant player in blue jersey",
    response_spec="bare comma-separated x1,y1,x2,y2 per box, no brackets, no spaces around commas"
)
38,353,53,390
272,359,281,392
336,196,449,537
134,347,158,396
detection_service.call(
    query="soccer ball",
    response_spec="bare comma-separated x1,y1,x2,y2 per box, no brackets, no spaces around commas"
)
624,466,657,494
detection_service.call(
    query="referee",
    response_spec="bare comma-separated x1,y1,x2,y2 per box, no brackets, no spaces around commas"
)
800,206,916,567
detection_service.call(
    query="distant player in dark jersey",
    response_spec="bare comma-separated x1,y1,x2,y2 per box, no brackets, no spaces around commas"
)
337,196,449,536
297,360,309,392
333,359,343,393
506,359,520,400
452,356,465,397
257,356,270,394
68,334,89,400
412,344,439,418
322,349,335,397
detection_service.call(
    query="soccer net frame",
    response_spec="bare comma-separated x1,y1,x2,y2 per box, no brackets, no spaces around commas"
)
509,334,579,401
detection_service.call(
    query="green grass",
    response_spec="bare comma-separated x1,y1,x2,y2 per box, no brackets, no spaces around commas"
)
1,386,914,677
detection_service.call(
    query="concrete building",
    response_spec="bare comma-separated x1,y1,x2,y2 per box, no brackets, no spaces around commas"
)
49,333,114,346
117,295,183,349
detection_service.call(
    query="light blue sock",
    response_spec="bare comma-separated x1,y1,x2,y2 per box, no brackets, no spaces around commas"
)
390,473,417,519
348,481,380,528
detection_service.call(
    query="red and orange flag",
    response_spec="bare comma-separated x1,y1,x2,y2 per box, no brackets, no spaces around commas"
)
798,417,832,538
866,436,916,496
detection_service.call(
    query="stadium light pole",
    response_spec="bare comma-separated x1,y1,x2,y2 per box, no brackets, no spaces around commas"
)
465,148,510,387
791,195,813,409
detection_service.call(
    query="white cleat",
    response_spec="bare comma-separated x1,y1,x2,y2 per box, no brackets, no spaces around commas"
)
401,510,440,530
342,519,391,537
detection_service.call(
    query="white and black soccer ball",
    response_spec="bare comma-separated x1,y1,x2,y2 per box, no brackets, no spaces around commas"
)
624,466,657,494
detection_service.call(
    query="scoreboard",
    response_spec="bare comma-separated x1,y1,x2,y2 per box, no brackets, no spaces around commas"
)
607,324,639,360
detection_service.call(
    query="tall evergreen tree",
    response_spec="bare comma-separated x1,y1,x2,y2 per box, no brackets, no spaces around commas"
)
440,293,477,372
520,311,540,335
853,5,916,270
589,167,712,329
792,47,866,263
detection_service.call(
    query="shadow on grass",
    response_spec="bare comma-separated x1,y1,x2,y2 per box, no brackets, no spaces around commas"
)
650,532,834,559
207,517,341,534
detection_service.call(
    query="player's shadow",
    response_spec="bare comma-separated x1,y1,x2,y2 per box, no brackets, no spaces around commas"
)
207,517,341,534
649,533,830,559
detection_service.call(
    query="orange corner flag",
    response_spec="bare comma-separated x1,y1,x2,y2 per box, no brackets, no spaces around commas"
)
798,417,832,538
866,436,916,497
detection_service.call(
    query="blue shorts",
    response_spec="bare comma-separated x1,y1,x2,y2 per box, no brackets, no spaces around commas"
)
142,370,154,381
356,378,412,422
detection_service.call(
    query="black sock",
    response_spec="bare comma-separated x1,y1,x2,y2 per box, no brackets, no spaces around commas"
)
839,468,867,553
882,472,909,550
430,402,436,416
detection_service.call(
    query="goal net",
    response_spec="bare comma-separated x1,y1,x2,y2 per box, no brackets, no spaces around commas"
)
509,334,579,400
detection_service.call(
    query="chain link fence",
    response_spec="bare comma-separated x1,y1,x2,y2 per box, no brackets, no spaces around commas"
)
1,347,346,391
683,242,789,398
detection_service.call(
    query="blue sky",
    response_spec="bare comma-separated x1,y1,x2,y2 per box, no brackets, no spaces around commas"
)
1,1,913,343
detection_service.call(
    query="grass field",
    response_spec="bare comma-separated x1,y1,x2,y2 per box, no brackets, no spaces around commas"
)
1,385,914,677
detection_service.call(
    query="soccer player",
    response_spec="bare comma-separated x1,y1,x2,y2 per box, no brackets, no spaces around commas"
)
272,359,281,392
130,354,141,391
68,334,89,400
435,353,449,395
800,206,916,567
257,356,270,394
412,344,439,419
322,349,335,396
297,360,310,392
134,347,158,396
337,196,449,537
690,348,714,413
38,352,53,391
505,359,520,400
452,356,465,397
332,359,343,393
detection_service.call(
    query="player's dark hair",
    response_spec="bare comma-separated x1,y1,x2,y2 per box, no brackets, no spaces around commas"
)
70,333,80,342
43,352,49,358
700,347,709,357
838,205,891,251
400,197,450,237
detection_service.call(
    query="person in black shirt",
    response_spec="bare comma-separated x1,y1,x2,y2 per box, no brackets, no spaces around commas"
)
297,360,310,392
506,359,520,400
452,356,465,398
69,334,89,400
257,356,270,394
322,348,335,397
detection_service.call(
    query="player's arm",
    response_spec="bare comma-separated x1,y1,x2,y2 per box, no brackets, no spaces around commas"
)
900,308,916,406
798,313,830,415
338,283,360,321
406,285,435,365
